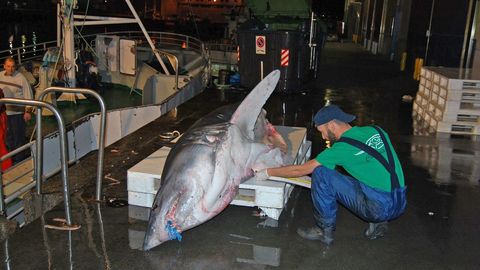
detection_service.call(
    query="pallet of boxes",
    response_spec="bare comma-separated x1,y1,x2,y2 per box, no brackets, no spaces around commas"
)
413,67,480,135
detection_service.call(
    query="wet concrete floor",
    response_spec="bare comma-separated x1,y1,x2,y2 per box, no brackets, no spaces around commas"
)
2,41,480,269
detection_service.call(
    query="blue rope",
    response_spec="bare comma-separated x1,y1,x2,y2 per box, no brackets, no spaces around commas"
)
166,220,182,242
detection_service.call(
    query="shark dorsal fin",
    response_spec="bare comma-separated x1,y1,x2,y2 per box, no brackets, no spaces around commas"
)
229,70,280,139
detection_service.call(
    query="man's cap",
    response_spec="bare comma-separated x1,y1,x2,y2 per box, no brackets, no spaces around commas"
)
313,104,356,126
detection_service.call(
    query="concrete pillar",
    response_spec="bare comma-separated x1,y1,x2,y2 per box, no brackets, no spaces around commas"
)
361,0,372,47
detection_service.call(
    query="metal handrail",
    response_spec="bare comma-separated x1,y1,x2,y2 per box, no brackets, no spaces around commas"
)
0,98,72,225
39,87,107,201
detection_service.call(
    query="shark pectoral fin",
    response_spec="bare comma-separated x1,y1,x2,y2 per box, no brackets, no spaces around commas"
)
229,70,280,140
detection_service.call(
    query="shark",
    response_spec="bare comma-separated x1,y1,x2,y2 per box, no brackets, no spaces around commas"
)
143,70,287,250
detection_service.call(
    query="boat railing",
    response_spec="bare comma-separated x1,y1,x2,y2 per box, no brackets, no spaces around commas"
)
0,40,58,66
0,31,207,68
205,42,237,53
0,98,73,225
78,31,207,57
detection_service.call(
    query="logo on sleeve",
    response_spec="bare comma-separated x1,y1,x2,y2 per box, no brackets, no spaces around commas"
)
366,134,384,150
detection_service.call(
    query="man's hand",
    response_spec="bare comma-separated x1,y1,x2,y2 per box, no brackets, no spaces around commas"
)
254,169,270,181
24,112,31,122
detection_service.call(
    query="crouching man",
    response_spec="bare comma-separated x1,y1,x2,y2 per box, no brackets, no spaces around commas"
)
255,104,407,245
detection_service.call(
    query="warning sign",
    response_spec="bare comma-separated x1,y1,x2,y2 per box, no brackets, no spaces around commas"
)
255,35,266,55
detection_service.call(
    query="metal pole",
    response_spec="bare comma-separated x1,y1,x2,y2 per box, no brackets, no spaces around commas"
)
96,204,111,268
466,1,479,68
124,0,171,75
57,3,61,47
61,0,76,87
0,172,3,215
425,0,436,64
36,100,43,194
0,98,72,225
369,0,378,48
379,0,389,53
40,87,107,201
4,239,11,270
308,11,316,70
460,0,475,68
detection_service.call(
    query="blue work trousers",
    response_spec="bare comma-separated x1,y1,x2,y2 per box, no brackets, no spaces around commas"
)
311,166,406,230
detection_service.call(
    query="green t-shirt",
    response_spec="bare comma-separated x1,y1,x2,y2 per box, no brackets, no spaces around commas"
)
315,126,405,192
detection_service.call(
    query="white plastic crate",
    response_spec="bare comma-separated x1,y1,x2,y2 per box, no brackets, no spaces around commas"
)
443,89,480,102
421,67,433,80
128,191,156,208
425,79,432,89
437,121,480,135
430,92,439,106
440,76,448,88
448,79,480,90
420,77,426,87
127,147,169,194
128,205,150,221
441,101,480,123
438,86,448,99
417,67,480,135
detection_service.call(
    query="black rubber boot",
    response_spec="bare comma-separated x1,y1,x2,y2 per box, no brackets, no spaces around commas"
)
297,226,334,245
364,221,388,240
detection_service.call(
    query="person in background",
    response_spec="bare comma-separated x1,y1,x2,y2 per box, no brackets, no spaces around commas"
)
254,104,407,245
0,57,33,163
0,88,12,171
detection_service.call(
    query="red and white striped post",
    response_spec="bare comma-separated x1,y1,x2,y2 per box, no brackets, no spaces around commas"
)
280,49,289,67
